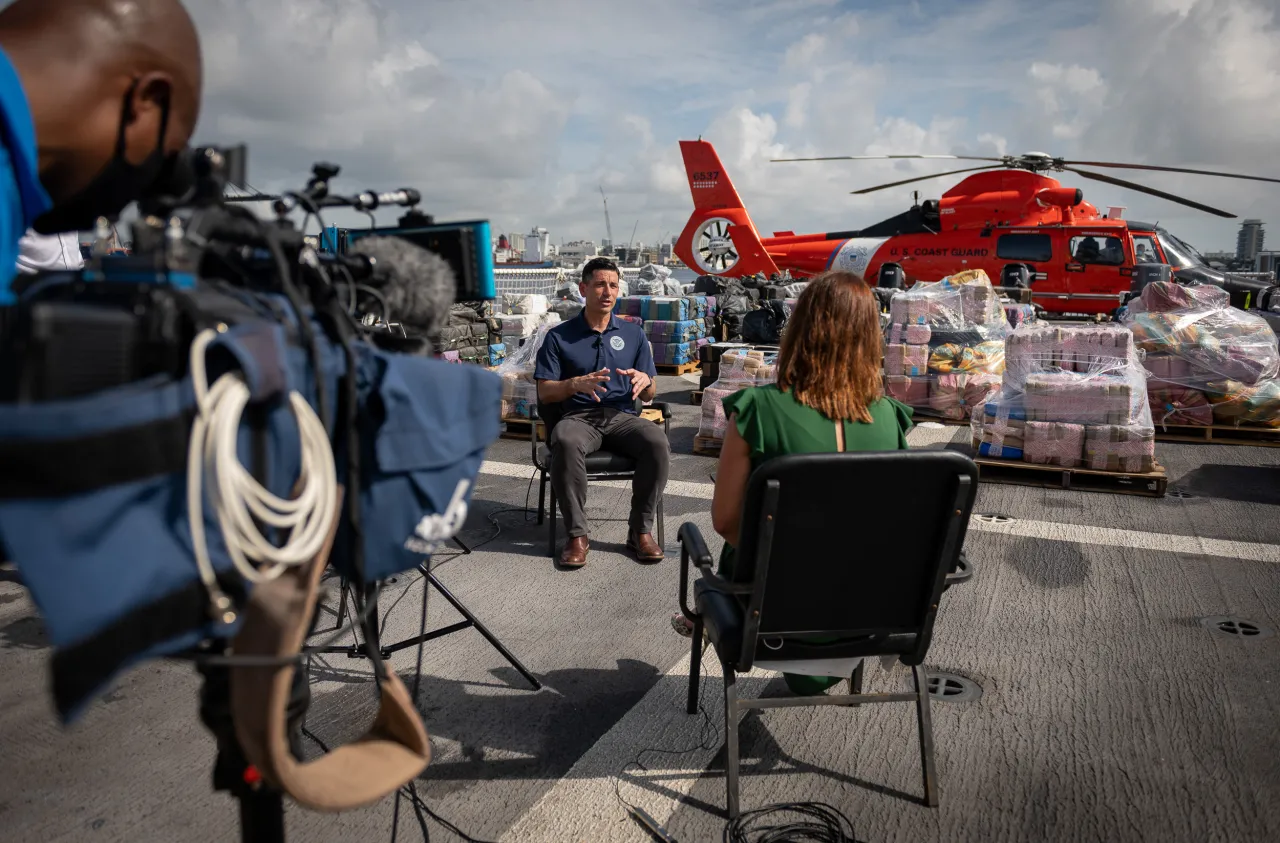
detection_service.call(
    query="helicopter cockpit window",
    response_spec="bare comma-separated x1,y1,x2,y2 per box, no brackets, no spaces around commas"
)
1132,234,1160,265
1069,235,1125,266
1156,230,1205,269
996,233,1053,263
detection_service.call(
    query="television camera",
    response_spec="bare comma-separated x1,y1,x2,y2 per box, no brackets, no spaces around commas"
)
0,144,504,841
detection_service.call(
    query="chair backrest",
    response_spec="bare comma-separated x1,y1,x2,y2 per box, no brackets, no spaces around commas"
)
733,450,978,669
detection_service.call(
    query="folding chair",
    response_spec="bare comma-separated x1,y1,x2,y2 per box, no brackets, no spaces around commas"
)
677,449,979,819
531,398,672,557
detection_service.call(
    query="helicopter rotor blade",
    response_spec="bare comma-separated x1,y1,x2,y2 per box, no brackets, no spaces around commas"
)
849,165,1005,195
1065,168,1236,219
1063,160,1280,185
773,153,1003,163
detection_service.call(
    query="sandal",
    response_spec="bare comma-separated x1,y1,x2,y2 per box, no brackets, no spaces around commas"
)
671,613,694,637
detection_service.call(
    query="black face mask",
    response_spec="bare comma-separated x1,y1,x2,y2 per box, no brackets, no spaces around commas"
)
33,80,172,235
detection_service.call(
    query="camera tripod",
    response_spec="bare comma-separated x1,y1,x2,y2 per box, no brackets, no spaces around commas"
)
198,656,303,843
311,538,542,691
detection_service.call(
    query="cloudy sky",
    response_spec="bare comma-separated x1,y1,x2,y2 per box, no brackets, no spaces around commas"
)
186,0,1278,254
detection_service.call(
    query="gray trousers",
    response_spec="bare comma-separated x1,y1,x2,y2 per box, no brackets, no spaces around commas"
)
549,407,670,538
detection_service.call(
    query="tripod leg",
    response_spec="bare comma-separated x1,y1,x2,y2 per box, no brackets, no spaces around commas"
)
424,569,542,691
451,535,472,554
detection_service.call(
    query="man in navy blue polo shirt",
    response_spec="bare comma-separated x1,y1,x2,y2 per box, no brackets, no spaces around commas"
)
0,0,202,304
535,257,670,568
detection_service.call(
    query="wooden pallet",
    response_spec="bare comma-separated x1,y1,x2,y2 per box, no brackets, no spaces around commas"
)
500,408,666,441
693,435,722,457
500,416,540,441
655,361,702,376
690,390,704,406
974,457,1168,498
1152,423,1280,448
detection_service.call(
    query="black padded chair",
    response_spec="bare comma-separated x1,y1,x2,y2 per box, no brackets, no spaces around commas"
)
676,450,979,819
532,398,672,557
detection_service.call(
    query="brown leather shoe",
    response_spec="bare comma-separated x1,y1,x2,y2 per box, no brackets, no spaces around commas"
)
559,536,589,568
627,530,664,563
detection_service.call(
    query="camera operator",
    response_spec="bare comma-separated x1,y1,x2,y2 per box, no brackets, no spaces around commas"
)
0,0,202,292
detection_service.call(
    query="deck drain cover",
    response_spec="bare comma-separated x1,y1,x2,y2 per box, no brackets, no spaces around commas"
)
1168,489,1196,499
907,672,983,703
1199,616,1274,640
973,513,1015,524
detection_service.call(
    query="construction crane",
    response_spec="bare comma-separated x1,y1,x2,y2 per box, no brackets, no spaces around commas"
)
598,185,614,249
628,220,639,266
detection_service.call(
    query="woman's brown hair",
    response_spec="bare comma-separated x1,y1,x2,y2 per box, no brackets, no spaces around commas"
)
776,270,884,423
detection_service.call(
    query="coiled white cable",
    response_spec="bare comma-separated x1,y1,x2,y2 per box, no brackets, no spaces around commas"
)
186,327,339,621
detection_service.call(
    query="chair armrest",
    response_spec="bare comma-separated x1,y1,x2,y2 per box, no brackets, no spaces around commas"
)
678,523,749,622
651,401,672,420
678,522,712,621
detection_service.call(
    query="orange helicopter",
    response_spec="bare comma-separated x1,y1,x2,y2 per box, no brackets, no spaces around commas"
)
673,140,1280,315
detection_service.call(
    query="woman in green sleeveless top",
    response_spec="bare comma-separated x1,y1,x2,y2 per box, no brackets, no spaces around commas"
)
675,270,914,695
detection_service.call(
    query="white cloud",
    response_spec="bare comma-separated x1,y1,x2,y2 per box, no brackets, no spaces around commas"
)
783,34,827,70
169,0,1279,255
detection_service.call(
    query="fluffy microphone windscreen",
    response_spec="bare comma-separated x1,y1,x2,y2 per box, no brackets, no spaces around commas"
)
350,235,456,341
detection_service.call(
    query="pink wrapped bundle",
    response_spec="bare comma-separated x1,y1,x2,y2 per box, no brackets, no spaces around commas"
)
960,283,994,324
889,297,909,324
1145,354,1192,382
697,386,737,439
615,314,643,325
1084,425,1156,473
1147,384,1213,426
903,345,928,377
1024,421,1084,467
889,296,929,324
1024,373,1135,425
885,343,905,375
885,375,929,407
905,324,931,345
928,373,1001,420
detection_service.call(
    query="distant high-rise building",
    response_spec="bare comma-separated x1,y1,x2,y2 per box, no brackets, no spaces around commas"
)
1237,219,1265,261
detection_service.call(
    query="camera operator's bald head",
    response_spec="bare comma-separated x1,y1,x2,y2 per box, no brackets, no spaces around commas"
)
0,0,202,211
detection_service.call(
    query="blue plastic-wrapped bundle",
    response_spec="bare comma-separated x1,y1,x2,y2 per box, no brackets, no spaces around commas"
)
972,397,1027,460
651,341,696,365
615,296,648,317
489,343,507,366
645,319,704,343
643,296,691,321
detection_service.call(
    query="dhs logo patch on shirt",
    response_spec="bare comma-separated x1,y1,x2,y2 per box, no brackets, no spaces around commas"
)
610,335,625,351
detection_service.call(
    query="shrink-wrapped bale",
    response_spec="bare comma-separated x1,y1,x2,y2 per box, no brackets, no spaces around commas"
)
882,270,1012,420
498,313,542,338
1203,379,1280,427
971,398,1027,460
1123,280,1280,391
494,323,559,419
928,373,1001,421
697,349,780,441
1004,324,1138,392
1148,383,1214,427
885,375,930,406
651,341,696,366
928,341,1005,375
1023,372,1142,426
645,319,704,344
1083,425,1156,473
1024,421,1085,467
502,293,548,316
